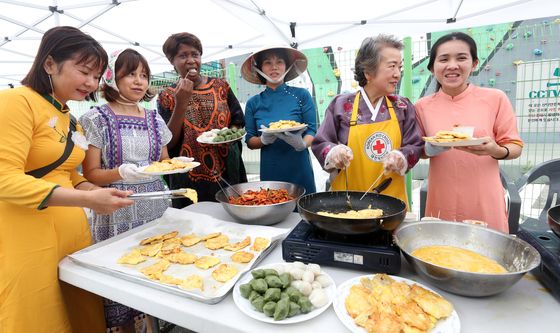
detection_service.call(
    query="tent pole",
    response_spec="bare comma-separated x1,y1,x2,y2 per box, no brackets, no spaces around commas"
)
402,36,414,211
227,63,238,98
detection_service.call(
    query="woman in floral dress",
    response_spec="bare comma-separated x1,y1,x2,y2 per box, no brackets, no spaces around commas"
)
80,48,172,332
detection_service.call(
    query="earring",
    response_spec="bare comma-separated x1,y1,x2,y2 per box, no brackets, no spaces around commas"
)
48,74,54,93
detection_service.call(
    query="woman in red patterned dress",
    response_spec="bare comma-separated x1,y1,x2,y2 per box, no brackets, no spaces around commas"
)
157,32,247,207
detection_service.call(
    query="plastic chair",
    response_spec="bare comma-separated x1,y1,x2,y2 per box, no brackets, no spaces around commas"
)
514,158,560,231
419,168,521,233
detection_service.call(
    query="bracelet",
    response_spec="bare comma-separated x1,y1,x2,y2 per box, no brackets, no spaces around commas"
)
492,145,509,160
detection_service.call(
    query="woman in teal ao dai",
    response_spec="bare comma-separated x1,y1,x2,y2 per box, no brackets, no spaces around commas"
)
242,46,317,194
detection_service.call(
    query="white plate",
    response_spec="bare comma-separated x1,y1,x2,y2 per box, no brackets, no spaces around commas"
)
233,263,336,324
196,133,245,145
258,123,307,134
334,274,460,333
426,137,486,147
137,161,200,176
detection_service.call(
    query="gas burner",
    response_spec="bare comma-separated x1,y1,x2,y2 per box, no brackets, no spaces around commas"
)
282,221,401,274
307,225,393,245
518,219,560,303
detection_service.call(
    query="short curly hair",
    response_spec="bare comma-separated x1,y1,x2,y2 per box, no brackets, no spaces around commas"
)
354,35,403,87
162,32,203,63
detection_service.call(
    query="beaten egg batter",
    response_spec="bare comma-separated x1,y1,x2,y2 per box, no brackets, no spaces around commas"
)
412,245,507,274
317,208,384,219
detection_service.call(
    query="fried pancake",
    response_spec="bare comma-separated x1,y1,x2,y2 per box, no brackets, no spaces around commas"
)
424,129,472,144
211,264,238,282
268,120,304,129
346,274,454,332
117,249,146,265
231,251,254,263
182,188,198,204
179,275,204,291
181,234,202,247
139,242,163,257
143,159,193,173
402,324,426,333
395,301,432,331
194,256,221,270
140,259,171,278
250,237,270,252
139,234,163,246
345,285,372,318
160,241,182,255
161,250,197,264
223,236,251,251
201,232,221,241
435,130,469,139
410,284,454,319
205,234,229,250
162,231,179,240
157,274,183,285
163,237,181,245
365,312,403,333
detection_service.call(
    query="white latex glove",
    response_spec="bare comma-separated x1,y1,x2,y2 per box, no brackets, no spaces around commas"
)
118,163,151,181
173,156,194,163
383,150,408,176
425,141,451,157
275,129,307,151
259,125,277,145
324,144,353,170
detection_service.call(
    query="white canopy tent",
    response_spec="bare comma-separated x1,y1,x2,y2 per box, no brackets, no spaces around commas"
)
1,0,559,87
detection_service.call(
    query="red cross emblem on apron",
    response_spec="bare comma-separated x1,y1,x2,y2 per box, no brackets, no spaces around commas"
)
364,132,392,162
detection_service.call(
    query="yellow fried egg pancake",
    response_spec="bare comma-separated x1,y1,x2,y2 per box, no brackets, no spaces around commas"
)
117,250,146,265
194,256,221,270
211,264,238,282
231,251,254,263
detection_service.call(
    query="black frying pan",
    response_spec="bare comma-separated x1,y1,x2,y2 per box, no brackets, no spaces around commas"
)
297,178,406,235
547,205,560,238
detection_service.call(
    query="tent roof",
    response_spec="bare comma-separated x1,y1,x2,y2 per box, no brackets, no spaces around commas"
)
1,0,559,87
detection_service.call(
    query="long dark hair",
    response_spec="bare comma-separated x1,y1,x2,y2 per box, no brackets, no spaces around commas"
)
21,26,108,101
428,32,478,91
102,49,154,102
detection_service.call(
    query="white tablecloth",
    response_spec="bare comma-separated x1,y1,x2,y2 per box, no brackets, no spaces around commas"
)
59,202,559,333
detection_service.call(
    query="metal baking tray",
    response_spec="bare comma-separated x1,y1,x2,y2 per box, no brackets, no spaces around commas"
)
69,241,278,304
68,209,288,304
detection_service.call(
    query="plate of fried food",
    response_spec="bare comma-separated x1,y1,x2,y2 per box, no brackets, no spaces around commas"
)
259,120,307,134
423,129,485,147
334,274,460,333
137,158,200,175
233,261,336,324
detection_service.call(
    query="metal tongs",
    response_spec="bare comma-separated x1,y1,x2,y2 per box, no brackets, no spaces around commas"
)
128,188,191,200
212,170,242,198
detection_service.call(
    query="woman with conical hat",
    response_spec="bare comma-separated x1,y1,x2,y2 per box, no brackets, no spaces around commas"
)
242,46,317,194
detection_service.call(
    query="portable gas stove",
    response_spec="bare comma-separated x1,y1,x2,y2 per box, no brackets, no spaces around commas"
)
282,220,401,274
518,219,560,302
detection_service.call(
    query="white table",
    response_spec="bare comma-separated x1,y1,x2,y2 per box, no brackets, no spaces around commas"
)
59,202,559,333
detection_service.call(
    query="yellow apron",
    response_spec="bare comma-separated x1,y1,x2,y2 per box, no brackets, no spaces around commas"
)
331,92,408,206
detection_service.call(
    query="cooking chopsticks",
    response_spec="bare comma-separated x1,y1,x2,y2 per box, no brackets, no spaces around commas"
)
359,173,384,201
